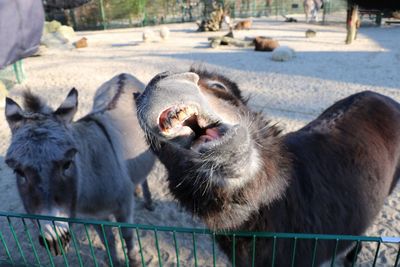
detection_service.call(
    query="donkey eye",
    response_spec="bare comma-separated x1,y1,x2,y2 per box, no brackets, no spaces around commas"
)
62,161,72,171
14,170,27,184
210,82,227,91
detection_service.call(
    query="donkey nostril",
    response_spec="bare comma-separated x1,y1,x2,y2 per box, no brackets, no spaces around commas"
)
38,235,46,247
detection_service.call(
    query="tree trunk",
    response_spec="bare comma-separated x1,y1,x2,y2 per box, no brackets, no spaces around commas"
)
345,4,359,44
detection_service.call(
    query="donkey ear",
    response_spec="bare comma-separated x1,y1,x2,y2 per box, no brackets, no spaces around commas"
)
5,97,24,132
54,88,78,123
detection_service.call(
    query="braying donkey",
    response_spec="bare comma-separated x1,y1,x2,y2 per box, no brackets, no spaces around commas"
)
4,73,152,266
136,69,400,266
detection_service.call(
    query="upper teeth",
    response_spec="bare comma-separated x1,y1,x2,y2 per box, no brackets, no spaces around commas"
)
162,106,197,133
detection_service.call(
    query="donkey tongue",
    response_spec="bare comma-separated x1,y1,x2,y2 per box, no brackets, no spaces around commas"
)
205,128,220,140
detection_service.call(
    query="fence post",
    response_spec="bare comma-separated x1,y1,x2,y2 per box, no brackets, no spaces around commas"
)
98,0,107,30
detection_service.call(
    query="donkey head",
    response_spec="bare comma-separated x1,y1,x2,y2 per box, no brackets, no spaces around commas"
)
5,89,78,255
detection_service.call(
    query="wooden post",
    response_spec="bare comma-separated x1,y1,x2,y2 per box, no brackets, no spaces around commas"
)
345,4,359,44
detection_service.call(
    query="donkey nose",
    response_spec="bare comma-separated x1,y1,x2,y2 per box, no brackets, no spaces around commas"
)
38,232,71,256
38,230,71,256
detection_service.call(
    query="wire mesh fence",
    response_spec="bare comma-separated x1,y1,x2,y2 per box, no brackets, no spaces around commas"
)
1,211,400,266
62,0,349,30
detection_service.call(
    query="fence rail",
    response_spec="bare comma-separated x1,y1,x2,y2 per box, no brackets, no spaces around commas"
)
58,0,349,30
1,211,400,266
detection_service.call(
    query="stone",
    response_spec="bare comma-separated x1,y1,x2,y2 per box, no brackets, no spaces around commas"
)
45,20,62,33
159,26,170,40
254,37,280,52
142,29,155,42
73,37,88,48
271,46,296,62
305,29,316,38
234,19,252,30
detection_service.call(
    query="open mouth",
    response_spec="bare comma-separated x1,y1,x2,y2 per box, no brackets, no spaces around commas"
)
158,105,226,151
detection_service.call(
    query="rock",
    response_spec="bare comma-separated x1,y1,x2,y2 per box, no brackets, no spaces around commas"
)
159,26,170,40
271,46,296,62
41,32,69,47
0,80,8,109
305,29,316,38
234,19,252,30
45,20,62,33
392,11,400,19
41,20,76,48
73,37,88,48
58,25,76,40
254,37,280,52
142,29,155,42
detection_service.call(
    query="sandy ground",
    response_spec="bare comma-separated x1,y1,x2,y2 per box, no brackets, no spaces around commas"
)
1,13,400,266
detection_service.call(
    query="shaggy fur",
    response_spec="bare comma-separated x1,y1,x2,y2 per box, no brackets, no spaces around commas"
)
5,74,150,266
136,69,400,266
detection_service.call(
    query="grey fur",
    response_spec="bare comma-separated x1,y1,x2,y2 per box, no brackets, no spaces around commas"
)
5,81,142,265
92,73,156,210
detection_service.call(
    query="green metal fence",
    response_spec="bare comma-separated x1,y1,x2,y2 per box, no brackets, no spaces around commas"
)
65,0,349,30
1,211,400,266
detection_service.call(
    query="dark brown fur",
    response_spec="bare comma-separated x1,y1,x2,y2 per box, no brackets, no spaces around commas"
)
137,70,400,266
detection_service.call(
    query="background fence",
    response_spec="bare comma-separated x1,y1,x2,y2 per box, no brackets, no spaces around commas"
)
46,0,349,30
1,211,400,266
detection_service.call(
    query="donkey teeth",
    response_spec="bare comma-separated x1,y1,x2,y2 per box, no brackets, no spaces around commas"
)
177,110,188,121
162,106,198,134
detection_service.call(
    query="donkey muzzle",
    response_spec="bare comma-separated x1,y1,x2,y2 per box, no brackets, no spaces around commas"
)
38,221,71,256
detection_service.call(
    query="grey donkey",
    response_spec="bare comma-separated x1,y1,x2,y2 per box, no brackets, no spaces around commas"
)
92,73,156,211
4,77,146,266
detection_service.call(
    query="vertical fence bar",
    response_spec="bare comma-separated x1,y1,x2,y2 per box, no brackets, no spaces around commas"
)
68,225,84,267
153,229,163,267
351,241,360,267
134,227,145,267
21,218,41,266
117,227,129,267
372,241,381,266
51,220,69,267
232,234,236,267
172,231,180,267
251,235,256,267
98,0,107,30
311,238,318,267
7,216,27,265
0,227,14,265
83,224,99,267
271,236,277,267
192,232,198,267
13,60,25,84
212,233,216,267
394,242,400,267
36,219,56,267
330,239,339,267
290,237,298,267
100,224,113,267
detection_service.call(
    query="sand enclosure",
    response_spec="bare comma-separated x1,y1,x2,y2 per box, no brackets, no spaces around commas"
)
0,14,400,266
